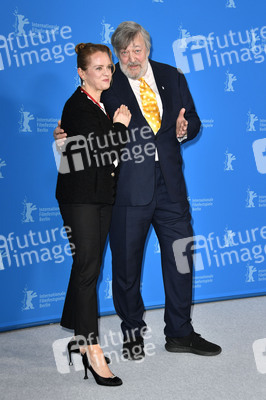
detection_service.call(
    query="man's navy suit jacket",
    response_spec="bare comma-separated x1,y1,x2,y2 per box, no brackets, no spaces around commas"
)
101,59,201,206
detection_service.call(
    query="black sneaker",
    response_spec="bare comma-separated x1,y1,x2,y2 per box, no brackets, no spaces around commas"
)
165,332,222,356
122,336,145,360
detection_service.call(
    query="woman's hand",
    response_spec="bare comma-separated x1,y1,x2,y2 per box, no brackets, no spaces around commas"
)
113,105,131,127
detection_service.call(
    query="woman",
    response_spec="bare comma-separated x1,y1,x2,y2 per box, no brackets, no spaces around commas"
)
56,43,131,386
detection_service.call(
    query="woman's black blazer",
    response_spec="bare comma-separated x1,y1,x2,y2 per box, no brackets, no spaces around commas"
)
56,87,128,205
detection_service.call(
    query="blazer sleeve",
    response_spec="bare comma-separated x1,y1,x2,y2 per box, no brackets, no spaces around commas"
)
178,72,201,143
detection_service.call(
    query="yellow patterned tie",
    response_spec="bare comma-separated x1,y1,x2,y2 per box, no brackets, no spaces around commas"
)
139,78,161,134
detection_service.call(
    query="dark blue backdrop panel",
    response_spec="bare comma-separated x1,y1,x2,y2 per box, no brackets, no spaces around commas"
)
0,0,265,331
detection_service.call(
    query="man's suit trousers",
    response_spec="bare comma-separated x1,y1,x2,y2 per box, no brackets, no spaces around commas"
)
110,162,194,339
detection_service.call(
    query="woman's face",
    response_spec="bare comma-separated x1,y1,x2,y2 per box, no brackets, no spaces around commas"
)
78,51,113,95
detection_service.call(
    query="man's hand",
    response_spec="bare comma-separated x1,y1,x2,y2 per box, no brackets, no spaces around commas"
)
176,108,188,139
54,120,67,147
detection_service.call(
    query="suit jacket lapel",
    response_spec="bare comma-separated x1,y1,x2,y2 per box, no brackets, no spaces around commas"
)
112,62,172,132
149,60,172,134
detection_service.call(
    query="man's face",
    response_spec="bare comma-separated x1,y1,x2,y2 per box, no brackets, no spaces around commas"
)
118,33,149,80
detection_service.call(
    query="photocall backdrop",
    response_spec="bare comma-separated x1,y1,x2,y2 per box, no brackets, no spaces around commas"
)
0,0,265,331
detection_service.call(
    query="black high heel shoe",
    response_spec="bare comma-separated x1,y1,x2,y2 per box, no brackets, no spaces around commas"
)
81,353,122,386
67,339,110,366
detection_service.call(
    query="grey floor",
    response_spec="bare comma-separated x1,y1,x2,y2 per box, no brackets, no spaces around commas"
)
1,296,266,400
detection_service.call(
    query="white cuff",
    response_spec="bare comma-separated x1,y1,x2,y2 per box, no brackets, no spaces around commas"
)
177,135,187,143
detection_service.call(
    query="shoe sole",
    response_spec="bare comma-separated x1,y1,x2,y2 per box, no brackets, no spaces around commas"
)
165,343,222,356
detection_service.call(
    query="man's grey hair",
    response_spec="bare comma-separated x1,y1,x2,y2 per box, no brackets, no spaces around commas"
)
111,21,151,57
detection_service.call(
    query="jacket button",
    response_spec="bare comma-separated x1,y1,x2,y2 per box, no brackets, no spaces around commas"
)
111,172,115,177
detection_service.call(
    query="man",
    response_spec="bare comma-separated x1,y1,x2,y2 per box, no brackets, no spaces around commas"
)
55,21,221,360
